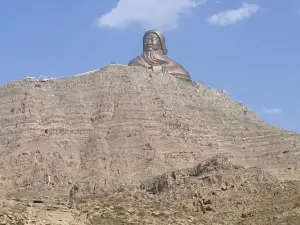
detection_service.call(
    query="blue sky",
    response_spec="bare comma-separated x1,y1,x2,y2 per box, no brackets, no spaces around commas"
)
1,0,299,132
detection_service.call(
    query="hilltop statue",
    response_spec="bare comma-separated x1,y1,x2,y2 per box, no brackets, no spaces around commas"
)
128,30,191,81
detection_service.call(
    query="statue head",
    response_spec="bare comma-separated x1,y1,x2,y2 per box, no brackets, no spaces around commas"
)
143,30,168,55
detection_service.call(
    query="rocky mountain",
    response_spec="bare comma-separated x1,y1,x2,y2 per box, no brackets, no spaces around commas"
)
0,65,300,224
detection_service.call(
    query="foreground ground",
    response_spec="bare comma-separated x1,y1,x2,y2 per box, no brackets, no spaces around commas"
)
1,157,300,225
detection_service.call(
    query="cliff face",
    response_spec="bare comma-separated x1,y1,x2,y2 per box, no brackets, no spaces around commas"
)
0,65,299,196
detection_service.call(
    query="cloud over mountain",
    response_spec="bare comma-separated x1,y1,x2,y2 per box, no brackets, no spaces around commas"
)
263,107,282,114
208,2,260,26
97,0,203,31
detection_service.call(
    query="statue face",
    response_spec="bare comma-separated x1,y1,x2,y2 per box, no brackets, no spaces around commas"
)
143,33,161,52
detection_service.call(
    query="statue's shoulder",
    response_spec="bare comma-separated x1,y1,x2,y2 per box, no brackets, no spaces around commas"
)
166,57,191,79
167,57,187,70
129,55,147,66
128,56,140,66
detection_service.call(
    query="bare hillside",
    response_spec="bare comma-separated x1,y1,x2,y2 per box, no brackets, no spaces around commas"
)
0,64,299,199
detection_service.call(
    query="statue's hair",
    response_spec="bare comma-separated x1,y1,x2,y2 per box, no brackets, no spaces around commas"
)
143,30,168,55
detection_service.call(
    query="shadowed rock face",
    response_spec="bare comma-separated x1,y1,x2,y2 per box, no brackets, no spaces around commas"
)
128,30,192,81
0,65,299,197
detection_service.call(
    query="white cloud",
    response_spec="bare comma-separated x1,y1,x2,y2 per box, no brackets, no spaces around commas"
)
207,2,260,26
263,108,282,115
97,0,204,31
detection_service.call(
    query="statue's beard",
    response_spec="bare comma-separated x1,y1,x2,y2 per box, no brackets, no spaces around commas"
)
141,49,168,66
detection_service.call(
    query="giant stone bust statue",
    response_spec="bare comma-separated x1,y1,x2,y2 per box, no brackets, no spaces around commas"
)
128,30,191,81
